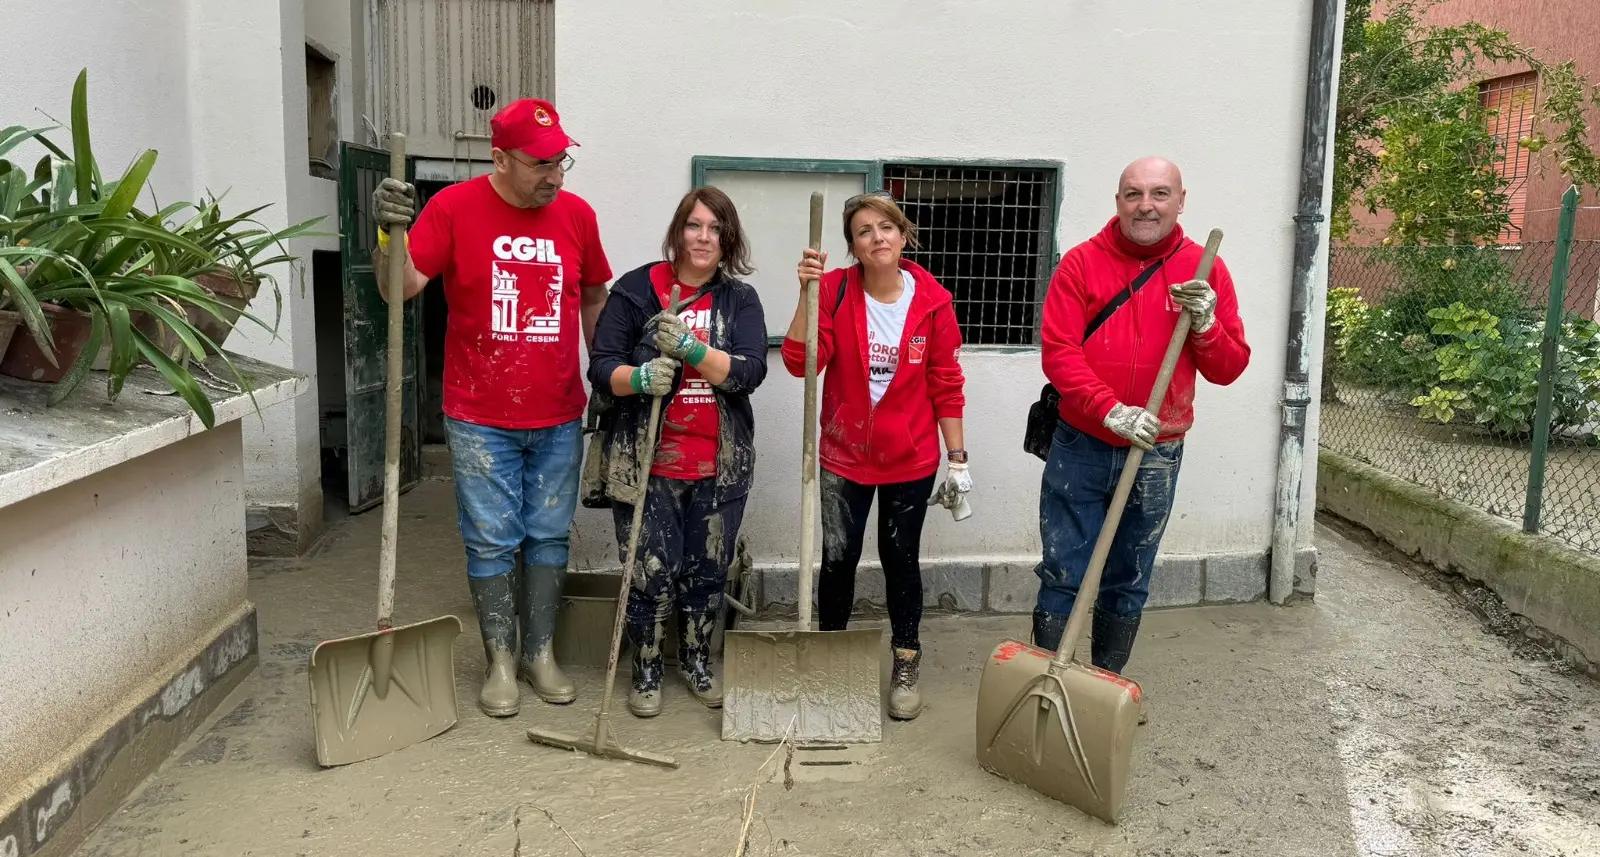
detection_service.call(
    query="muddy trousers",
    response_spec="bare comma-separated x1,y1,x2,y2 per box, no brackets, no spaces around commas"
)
445,416,582,708
1033,420,1184,673
816,468,938,651
611,474,747,692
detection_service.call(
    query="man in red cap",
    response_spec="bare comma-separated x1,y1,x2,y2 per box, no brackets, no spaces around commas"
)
371,98,621,719
1031,156,1250,697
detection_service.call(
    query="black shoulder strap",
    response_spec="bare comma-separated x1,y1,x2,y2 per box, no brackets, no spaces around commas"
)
1084,255,1171,342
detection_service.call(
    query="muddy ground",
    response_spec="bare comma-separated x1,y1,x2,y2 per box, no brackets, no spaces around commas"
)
74,481,1600,857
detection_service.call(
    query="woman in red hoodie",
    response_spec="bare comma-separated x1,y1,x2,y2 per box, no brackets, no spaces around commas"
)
781,190,968,721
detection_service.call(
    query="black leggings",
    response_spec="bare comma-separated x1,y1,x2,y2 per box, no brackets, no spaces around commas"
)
816,468,937,651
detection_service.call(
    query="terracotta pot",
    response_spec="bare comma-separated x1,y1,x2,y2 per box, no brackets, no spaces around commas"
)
0,303,94,384
190,270,262,353
0,310,20,361
90,308,189,371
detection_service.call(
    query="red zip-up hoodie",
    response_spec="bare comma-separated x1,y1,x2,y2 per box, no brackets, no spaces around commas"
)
781,259,965,486
1041,216,1250,446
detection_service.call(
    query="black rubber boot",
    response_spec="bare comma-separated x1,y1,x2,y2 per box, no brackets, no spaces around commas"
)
625,595,667,718
518,562,576,704
676,606,722,708
467,572,521,717
1090,607,1147,725
1090,608,1141,674
1030,609,1070,652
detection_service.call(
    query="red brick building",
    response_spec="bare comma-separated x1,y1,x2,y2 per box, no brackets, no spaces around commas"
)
1350,0,1600,245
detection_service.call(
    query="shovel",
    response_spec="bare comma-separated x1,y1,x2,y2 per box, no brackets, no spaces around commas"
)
525,285,684,769
309,132,464,768
974,227,1224,822
721,191,884,745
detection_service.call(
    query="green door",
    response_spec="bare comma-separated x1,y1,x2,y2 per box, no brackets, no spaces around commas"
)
338,141,425,512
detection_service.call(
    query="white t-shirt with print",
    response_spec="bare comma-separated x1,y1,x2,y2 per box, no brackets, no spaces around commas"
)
864,270,916,406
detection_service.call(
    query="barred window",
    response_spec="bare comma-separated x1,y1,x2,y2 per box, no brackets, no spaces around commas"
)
885,164,1059,346
1480,71,1538,245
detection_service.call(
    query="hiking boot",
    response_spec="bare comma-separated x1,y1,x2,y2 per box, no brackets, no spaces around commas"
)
888,647,924,720
677,607,723,708
518,562,576,704
468,572,521,717
625,600,666,718
1030,609,1070,653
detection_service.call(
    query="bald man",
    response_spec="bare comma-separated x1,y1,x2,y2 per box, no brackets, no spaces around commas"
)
1030,156,1251,682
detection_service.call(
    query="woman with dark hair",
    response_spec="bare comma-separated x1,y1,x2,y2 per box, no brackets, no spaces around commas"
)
587,186,769,717
783,190,969,721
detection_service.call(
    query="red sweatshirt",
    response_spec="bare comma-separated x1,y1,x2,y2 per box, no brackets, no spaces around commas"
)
781,259,966,486
1041,216,1250,446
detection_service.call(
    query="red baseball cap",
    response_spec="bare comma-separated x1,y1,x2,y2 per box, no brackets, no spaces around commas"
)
489,98,578,160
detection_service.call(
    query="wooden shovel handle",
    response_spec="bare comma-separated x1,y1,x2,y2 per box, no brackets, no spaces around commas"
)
798,192,823,630
377,133,408,630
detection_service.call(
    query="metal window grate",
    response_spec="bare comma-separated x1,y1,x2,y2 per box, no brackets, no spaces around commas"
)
883,164,1056,346
1480,72,1538,245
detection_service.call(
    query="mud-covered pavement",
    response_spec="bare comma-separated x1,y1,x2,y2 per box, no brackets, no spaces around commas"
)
73,481,1600,857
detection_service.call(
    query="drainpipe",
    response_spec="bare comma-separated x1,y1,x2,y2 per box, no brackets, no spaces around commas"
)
1270,0,1342,605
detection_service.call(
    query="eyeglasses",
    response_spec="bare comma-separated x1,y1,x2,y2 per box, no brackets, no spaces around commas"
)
844,189,895,206
507,151,576,173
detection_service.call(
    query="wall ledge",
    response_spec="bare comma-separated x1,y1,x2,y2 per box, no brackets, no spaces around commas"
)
1317,448,1600,676
0,354,305,511
0,605,258,857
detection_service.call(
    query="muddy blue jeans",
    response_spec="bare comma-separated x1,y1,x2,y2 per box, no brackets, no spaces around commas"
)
444,415,582,579
1035,419,1184,620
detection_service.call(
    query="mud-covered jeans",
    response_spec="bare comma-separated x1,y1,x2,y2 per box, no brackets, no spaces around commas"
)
611,475,746,652
444,415,582,579
817,468,938,651
1035,419,1184,620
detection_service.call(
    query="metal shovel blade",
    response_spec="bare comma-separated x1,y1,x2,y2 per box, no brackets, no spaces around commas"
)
974,638,1142,824
720,626,884,744
308,614,462,767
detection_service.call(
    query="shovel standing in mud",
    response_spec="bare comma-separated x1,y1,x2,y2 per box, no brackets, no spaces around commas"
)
974,228,1224,822
720,191,884,745
308,132,464,767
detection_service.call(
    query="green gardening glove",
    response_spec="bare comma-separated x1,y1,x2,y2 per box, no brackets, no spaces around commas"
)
630,356,680,396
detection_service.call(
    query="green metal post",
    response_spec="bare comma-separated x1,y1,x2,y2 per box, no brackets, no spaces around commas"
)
1523,184,1579,533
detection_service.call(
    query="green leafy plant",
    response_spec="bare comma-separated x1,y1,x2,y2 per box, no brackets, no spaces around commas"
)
0,68,310,427
1405,303,1600,436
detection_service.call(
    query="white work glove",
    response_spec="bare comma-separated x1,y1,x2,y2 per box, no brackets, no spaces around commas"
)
372,178,416,228
1103,403,1160,451
629,356,679,397
1168,278,1217,334
929,462,973,521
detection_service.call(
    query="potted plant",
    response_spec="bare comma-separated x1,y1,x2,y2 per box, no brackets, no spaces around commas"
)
0,69,298,428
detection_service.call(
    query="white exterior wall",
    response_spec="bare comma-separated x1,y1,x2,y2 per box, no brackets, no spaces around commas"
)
1,2,196,212
555,0,1324,573
0,425,249,789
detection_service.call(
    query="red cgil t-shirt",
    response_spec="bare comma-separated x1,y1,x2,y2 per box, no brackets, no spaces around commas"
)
408,175,612,429
648,263,719,480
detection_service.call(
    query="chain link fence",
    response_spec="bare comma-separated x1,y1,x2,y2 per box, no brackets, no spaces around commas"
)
1319,233,1600,556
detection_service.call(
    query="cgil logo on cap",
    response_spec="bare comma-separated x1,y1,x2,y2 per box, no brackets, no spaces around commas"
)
533,107,552,127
